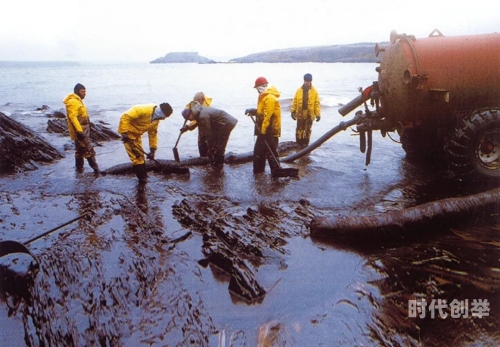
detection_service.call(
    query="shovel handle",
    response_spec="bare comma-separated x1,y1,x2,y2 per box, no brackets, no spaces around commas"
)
247,114,282,168
174,120,188,148
126,140,165,168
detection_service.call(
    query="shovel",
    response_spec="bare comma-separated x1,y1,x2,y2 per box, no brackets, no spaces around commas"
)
173,120,188,162
127,141,189,175
248,114,299,178
0,211,93,264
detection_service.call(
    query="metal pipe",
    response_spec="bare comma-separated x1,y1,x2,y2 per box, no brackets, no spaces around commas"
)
23,211,93,245
338,86,373,117
281,113,363,163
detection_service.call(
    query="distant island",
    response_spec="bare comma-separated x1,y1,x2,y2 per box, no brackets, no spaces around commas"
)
229,43,380,63
150,42,383,64
150,52,216,64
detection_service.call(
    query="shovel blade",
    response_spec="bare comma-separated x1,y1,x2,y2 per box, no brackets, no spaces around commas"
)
271,168,299,178
173,147,180,162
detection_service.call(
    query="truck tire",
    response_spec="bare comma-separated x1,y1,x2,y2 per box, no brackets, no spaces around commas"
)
445,108,500,181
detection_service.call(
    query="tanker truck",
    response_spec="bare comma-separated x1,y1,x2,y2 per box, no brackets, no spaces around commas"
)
338,29,500,182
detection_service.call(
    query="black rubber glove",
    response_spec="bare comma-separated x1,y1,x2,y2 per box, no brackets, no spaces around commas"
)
180,126,188,133
121,133,130,143
245,108,257,116
147,148,156,160
316,115,321,122
76,132,85,141
291,112,296,120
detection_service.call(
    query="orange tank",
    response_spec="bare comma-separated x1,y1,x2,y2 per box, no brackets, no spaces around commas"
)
339,30,500,182
377,30,500,127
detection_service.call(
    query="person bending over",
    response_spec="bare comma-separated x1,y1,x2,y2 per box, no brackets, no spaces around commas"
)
118,103,173,183
181,101,237,167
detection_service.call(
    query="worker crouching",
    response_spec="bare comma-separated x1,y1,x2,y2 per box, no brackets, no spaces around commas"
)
182,92,213,157
118,103,173,183
181,101,238,167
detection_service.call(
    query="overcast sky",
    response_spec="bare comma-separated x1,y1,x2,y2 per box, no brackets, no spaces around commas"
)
1,0,497,62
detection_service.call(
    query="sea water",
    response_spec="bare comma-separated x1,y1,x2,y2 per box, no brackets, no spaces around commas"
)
0,61,378,160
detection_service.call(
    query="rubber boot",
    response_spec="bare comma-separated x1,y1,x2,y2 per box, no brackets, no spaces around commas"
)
87,156,100,175
213,154,225,168
296,137,309,147
198,138,209,157
75,157,85,173
138,164,148,184
133,163,148,184
253,155,265,174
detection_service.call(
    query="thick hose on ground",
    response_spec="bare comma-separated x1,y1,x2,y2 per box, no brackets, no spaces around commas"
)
310,187,500,244
280,115,360,163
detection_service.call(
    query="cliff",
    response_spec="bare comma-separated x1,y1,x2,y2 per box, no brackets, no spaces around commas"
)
229,43,380,63
150,52,216,64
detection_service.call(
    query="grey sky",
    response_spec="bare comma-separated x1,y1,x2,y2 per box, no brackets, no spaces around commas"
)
1,0,497,62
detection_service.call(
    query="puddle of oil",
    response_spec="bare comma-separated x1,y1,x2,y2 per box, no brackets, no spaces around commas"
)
183,235,379,345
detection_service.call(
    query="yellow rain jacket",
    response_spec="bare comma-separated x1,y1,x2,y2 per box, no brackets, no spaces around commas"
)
186,96,213,131
63,93,89,141
291,85,321,119
118,104,161,150
256,85,281,137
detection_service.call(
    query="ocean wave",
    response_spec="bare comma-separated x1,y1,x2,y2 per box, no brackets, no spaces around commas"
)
281,94,355,111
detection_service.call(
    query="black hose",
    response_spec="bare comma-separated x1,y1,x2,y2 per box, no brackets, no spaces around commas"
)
281,115,360,163
360,131,366,153
365,129,372,166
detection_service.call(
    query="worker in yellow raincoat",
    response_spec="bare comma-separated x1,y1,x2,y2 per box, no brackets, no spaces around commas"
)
291,73,321,146
63,83,100,174
245,77,282,174
118,103,173,183
180,92,213,157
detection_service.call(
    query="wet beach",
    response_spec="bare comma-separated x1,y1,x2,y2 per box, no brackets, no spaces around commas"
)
1,110,498,346
0,61,499,346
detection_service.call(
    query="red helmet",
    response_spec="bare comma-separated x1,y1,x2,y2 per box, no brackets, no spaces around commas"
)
254,76,268,88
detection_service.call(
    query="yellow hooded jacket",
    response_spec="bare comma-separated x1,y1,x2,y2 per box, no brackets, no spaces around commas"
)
291,85,321,119
185,96,213,131
118,104,161,149
63,93,89,141
256,85,281,137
